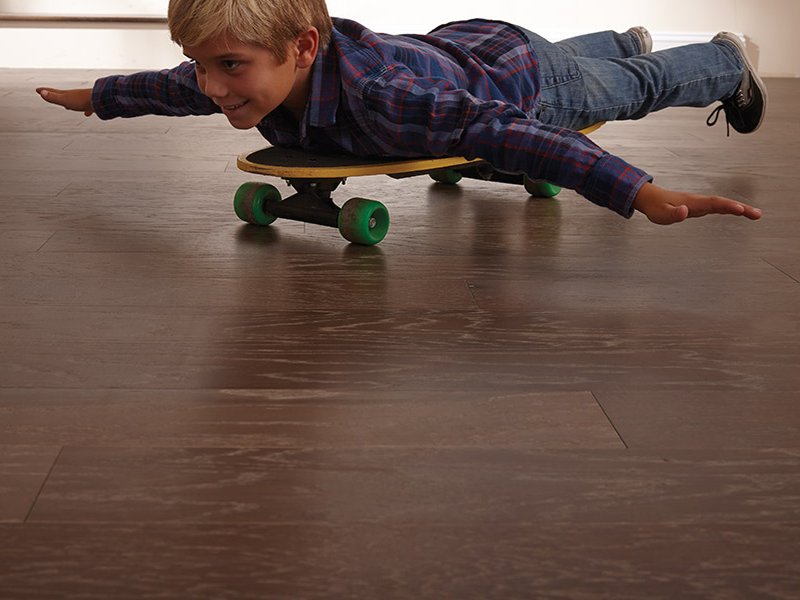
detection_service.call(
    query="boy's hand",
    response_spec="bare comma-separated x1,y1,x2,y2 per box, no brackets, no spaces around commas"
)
36,87,94,116
633,182,762,225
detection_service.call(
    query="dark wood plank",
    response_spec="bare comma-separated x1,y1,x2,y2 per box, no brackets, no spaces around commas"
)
2,522,798,599
27,447,800,525
0,446,61,523
595,391,800,449
1,307,798,392
0,389,622,449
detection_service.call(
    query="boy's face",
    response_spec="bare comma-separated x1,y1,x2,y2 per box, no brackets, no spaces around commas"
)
183,32,315,129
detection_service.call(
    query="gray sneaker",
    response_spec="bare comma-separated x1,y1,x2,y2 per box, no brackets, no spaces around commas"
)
627,26,652,54
707,32,767,134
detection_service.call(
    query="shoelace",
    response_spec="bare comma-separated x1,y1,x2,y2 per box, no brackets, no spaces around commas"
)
706,88,749,137
706,105,731,137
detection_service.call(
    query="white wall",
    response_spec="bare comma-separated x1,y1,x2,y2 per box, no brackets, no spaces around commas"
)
1,0,798,76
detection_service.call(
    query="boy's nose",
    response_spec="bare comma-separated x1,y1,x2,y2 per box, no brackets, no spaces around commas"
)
200,73,228,101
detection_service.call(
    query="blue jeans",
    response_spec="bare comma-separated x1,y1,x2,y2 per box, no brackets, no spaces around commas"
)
521,29,745,130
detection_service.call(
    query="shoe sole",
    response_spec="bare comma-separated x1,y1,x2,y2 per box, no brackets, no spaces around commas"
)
629,27,652,54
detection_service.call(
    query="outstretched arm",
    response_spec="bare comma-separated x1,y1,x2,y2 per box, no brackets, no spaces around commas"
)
36,88,94,116
633,182,762,224
37,64,220,120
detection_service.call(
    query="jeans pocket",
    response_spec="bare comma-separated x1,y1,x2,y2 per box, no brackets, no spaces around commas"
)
539,60,582,90
523,29,588,128
523,30,582,89
537,72,590,129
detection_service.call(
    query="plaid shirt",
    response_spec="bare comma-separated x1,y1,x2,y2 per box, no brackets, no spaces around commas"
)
92,18,651,216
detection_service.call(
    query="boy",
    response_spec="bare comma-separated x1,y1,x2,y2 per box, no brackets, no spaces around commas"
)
37,0,764,225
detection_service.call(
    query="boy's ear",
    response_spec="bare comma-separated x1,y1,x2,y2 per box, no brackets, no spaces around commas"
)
294,27,319,68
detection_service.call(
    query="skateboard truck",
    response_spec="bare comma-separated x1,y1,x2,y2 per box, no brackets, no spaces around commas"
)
278,178,342,228
234,177,390,245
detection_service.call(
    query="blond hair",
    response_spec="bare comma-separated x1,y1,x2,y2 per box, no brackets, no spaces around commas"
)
168,0,332,62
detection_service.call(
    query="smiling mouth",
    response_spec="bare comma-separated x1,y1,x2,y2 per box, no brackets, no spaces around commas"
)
222,100,249,111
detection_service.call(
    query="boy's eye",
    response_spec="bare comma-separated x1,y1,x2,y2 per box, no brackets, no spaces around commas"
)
222,60,241,71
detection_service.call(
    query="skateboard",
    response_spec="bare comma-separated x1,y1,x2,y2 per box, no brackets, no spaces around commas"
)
234,122,602,245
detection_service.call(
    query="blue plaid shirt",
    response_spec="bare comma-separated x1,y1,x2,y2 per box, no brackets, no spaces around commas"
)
93,18,651,216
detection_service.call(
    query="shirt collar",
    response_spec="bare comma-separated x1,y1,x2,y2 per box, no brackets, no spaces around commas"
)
255,38,340,143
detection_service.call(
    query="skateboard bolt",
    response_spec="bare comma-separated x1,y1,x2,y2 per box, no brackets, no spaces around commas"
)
368,217,377,229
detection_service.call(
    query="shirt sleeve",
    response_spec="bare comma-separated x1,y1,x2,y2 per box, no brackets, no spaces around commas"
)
91,61,221,119
358,72,652,218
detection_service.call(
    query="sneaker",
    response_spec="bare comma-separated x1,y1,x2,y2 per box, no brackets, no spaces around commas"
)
706,32,767,134
627,26,652,54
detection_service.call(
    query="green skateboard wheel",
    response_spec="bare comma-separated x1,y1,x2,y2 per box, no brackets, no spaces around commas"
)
234,182,279,225
338,198,390,245
524,176,561,198
430,170,463,185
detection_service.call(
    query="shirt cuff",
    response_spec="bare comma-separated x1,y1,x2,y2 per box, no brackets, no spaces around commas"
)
582,154,654,218
91,76,124,120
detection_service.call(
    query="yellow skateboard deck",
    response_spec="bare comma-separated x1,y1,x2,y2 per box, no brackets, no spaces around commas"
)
237,149,485,180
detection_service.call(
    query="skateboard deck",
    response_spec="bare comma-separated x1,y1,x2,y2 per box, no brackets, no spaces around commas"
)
235,122,603,245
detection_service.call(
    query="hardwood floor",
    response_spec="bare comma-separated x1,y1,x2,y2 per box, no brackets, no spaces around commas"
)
1,70,799,598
